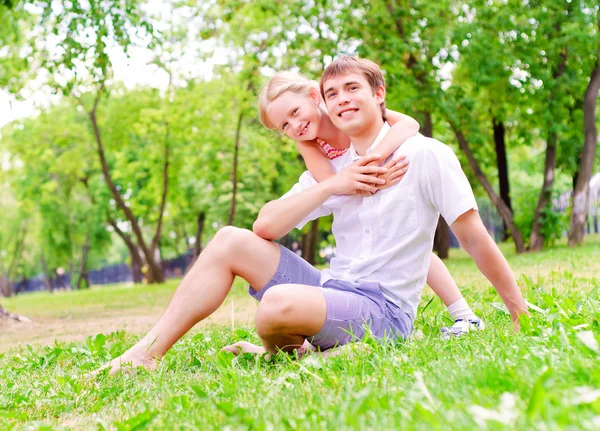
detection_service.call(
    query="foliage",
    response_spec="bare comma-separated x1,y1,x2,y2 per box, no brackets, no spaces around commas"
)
0,0,599,283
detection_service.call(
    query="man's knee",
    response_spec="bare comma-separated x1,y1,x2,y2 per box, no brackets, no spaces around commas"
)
209,226,261,258
255,285,295,338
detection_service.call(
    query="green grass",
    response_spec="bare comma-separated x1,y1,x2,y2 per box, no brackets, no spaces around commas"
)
1,277,250,320
1,236,600,430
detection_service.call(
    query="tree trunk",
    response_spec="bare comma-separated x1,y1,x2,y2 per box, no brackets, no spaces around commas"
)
278,233,293,250
129,246,144,284
433,217,450,259
108,217,144,284
75,233,92,289
68,261,74,290
194,212,206,258
421,111,433,139
0,278,12,297
529,132,558,251
530,47,568,251
88,89,164,283
569,61,600,246
150,127,170,258
0,303,31,322
450,125,526,253
40,253,54,293
301,219,319,265
228,109,244,226
493,118,512,241
1,226,27,297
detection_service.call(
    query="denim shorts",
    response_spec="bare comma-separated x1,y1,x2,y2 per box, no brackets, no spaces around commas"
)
249,245,412,350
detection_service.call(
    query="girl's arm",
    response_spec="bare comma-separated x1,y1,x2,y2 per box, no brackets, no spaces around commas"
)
296,140,335,182
369,109,420,163
356,110,419,194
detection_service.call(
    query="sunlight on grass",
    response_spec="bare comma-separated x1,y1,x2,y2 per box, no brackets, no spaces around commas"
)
2,277,250,319
1,236,599,430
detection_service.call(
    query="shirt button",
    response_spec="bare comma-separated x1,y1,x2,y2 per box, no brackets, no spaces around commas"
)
365,229,370,234
347,269,352,274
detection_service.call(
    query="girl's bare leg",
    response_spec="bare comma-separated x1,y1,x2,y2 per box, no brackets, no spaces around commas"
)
426,252,463,306
427,252,482,336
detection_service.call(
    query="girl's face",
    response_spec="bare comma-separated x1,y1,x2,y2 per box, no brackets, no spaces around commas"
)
267,89,323,141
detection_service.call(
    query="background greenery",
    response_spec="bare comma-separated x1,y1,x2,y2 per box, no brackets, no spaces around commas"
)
0,3,598,286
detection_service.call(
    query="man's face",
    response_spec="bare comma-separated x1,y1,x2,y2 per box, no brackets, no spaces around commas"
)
321,72,385,136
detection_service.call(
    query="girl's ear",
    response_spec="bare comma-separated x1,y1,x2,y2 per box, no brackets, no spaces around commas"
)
309,87,321,105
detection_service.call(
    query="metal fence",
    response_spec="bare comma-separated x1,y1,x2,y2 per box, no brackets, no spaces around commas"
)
14,253,196,295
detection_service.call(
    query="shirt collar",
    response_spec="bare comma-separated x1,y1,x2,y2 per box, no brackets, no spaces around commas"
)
348,122,391,162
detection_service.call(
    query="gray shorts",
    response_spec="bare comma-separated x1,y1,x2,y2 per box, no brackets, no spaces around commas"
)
249,245,412,350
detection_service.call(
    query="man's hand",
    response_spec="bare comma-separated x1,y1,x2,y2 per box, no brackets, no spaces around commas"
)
451,210,529,328
325,154,388,195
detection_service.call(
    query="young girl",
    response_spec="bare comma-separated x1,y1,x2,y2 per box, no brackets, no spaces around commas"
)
258,71,483,336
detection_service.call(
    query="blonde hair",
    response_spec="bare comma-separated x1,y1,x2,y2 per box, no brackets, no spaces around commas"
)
320,56,387,120
258,71,320,130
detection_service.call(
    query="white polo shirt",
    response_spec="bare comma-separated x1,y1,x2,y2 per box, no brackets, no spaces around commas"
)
282,123,478,320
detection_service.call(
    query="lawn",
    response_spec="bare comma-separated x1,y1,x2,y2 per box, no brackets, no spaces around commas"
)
1,236,599,430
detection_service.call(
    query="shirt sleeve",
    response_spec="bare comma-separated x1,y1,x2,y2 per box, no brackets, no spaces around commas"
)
422,142,478,225
279,171,333,230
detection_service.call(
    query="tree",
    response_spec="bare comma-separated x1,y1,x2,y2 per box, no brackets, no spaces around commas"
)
0,0,35,318
2,103,111,290
0,196,26,297
569,59,600,245
450,0,535,243
25,1,171,282
522,1,598,250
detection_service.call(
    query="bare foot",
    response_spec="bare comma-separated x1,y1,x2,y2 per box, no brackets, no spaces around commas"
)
221,339,317,358
87,346,159,378
294,339,317,357
221,341,267,355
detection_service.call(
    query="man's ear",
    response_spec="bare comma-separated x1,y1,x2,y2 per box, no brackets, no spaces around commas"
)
374,85,386,105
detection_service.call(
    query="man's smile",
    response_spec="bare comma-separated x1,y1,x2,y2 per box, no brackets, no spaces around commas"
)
338,108,359,118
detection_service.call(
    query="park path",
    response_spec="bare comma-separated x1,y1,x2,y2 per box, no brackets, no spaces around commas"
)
0,296,257,352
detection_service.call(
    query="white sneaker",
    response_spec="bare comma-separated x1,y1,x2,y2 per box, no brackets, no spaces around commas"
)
441,318,485,339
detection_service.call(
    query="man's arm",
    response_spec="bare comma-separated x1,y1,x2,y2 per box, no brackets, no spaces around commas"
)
451,210,528,325
253,155,387,240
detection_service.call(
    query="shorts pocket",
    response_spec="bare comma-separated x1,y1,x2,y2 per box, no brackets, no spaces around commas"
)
376,185,418,238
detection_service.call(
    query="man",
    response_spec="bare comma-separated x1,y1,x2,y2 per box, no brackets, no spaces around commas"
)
244,56,528,353
97,57,527,374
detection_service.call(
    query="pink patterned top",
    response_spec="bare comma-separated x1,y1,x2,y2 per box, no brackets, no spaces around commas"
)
317,138,348,160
